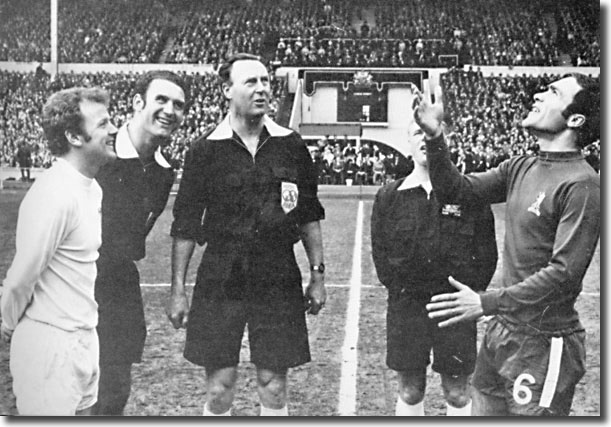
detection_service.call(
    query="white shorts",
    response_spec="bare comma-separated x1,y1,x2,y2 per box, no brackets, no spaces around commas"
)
10,317,100,415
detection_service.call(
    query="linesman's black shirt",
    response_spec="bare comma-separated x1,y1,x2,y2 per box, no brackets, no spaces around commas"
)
371,178,498,296
97,124,175,261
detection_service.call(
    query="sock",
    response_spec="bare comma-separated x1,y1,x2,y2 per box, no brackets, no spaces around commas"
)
446,400,472,416
395,397,424,416
203,402,231,416
260,404,289,416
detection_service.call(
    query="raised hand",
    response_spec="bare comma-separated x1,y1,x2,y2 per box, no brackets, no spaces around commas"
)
411,84,445,139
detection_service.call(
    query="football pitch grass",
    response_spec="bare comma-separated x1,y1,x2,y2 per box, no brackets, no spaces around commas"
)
0,188,601,416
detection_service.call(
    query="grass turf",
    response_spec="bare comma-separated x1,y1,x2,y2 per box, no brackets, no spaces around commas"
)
0,191,600,416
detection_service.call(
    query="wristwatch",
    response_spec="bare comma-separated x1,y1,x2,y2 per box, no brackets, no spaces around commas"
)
310,263,325,273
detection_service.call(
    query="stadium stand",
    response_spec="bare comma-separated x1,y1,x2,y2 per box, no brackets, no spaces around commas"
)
58,0,171,63
0,0,601,182
0,67,599,182
0,68,285,169
0,0,600,67
0,0,51,62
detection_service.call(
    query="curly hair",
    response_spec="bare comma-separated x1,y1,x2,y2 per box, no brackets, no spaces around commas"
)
41,86,110,156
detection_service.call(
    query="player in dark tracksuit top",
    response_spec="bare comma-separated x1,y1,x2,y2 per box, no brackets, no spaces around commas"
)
421,74,600,416
371,119,497,416
93,71,188,415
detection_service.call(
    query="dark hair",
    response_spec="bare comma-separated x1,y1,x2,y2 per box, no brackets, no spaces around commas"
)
133,70,189,106
217,53,262,85
42,87,110,156
561,73,600,148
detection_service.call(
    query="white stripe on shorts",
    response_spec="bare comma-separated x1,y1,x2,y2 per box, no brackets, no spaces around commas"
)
539,336,563,408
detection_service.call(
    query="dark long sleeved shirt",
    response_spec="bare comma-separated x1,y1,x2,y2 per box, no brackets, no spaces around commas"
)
97,123,175,261
426,134,600,333
171,115,325,248
371,179,497,296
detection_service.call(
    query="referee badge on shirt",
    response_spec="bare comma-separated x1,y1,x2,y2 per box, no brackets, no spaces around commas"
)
281,182,298,214
441,204,462,217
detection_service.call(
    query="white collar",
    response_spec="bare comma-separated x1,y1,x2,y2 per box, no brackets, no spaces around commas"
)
115,123,171,169
207,114,293,140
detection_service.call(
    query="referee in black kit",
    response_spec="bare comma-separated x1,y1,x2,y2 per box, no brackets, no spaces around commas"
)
93,70,188,415
167,53,326,416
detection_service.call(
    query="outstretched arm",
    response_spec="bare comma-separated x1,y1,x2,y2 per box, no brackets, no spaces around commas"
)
412,83,507,205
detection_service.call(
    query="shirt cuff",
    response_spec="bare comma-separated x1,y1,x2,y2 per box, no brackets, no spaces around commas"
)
480,289,501,315
424,133,446,153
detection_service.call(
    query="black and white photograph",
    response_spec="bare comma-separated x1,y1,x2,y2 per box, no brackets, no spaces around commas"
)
0,0,602,417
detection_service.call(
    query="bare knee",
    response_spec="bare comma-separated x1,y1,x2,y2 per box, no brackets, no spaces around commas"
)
207,381,232,400
398,371,426,405
398,386,425,405
445,388,471,408
257,368,287,408
206,367,237,410
441,374,470,408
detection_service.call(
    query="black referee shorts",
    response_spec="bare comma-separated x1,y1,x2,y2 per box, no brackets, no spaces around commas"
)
95,256,146,365
184,297,311,371
386,290,477,375
184,242,312,371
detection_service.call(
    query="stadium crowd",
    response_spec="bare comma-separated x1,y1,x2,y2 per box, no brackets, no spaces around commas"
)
0,0,600,67
1,67,599,182
0,68,284,169
0,0,51,62
58,0,171,63
441,67,600,173
308,137,412,186
301,67,600,185
0,0,600,180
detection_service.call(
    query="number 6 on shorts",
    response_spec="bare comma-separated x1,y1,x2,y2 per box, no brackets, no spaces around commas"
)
513,373,536,405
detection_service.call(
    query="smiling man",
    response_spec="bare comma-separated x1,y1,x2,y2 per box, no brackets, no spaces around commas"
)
92,70,188,415
416,74,600,416
168,53,325,416
1,87,117,415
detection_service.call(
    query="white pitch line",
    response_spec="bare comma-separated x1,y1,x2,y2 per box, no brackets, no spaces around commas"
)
338,201,364,416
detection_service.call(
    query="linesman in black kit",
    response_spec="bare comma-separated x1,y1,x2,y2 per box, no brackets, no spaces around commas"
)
93,70,188,415
371,116,497,416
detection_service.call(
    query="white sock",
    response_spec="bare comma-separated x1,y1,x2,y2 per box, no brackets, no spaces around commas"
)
203,402,231,416
395,397,424,416
260,404,289,416
446,400,472,416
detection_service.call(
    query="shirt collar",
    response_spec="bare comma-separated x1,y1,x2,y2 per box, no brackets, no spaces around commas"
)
207,114,294,140
537,151,583,162
115,123,171,169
